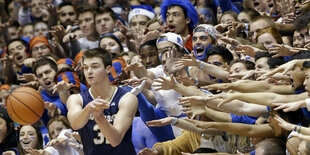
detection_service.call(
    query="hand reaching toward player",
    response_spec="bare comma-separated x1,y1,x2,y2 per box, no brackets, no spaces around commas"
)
146,117,174,127
152,74,176,91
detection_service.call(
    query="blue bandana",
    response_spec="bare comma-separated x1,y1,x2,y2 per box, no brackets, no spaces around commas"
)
194,44,212,61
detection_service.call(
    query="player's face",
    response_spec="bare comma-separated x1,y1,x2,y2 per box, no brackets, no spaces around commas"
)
36,64,57,93
83,57,109,85
48,121,68,139
0,118,7,143
166,6,190,35
32,43,51,60
19,125,38,151
140,45,160,69
95,13,115,35
99,38,121,55
8,41,28,67
59,5,77,27
78,11,96,37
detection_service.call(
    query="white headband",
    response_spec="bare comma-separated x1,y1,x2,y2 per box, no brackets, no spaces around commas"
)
128,8,155,23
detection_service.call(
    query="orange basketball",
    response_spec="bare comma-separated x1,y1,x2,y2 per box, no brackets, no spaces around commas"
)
6,87,44,125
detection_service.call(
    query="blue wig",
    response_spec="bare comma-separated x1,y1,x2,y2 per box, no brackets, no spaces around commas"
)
161,0,199,30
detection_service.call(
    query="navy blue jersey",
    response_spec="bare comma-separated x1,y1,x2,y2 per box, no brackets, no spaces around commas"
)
78,87,136,155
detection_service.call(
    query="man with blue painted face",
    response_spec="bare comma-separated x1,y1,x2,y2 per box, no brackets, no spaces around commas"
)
192,24,218,62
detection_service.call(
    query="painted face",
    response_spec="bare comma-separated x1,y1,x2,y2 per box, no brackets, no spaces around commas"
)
48,121,68,139
58,5,77,27
257,33,278,50
19,125,39,152
22,25,34,38
32,43,51,59
78,11,96,38
0,118,8,144
229,62,248,82
30,0,46,18
8,41,28,67
36,64,57,94
250,19,272,42
192,32,213,61
99,37,121,55
293,28,307,48
237,12,251,23
166,6,189,35
83,57,109,85
34,22,48,37
220,14,236,24
140,45,160,69
255,57,269,79
130,15,149,33
95,13,115,35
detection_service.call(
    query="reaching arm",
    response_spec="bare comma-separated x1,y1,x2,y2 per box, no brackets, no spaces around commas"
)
203,106,232,122
205,80,295,94
94,93,138,147
186,119,275,137
215,92,308,107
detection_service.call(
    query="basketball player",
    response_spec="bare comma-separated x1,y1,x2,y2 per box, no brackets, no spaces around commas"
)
66,48,137,155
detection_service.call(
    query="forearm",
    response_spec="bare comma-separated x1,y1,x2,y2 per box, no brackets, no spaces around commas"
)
232,92,307,106
173,83,206,97
133,68,155,79
67,105,91,130
230,81,294,94
175,118,208,134
210,123,274,137
204,106,232,122
94,114,126,147
59,90,71,105
199,62,229,82
206,99,268,116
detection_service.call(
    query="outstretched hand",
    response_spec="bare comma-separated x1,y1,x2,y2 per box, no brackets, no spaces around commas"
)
52,81,73,94
272,101,304,112
178,96,208,107
175,52,200,68
152,74,176,91
146,117,173,127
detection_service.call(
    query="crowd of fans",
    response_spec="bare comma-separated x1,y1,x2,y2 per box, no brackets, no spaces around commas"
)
1,0,310,154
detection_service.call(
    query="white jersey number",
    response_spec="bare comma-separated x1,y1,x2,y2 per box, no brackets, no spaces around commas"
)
93,124,110,145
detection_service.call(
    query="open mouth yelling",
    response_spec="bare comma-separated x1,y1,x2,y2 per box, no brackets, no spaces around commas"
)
45,81,52,88
168,25,175,32
254,2,260,6
295,9,302,16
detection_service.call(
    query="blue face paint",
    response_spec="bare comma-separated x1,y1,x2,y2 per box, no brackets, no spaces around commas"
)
194,44,212,61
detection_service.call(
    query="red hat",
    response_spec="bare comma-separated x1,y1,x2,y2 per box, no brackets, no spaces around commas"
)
29,36,52,56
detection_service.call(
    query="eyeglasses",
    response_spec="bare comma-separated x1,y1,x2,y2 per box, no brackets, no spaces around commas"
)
32,45,49,52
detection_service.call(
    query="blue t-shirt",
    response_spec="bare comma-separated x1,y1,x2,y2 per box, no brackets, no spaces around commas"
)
230,114,258,124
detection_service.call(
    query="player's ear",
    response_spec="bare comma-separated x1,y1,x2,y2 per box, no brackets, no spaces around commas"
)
105,65,112,74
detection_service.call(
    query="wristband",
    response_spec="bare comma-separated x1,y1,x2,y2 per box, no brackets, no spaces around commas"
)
198,62,204,70
194,78,199,86
306,98,310,111
171,117,178,126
